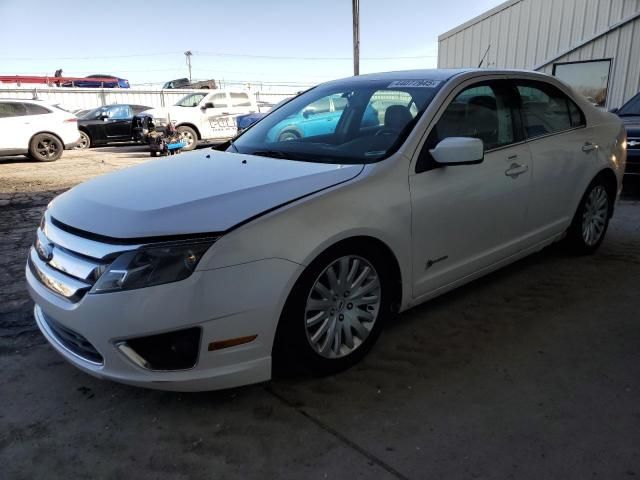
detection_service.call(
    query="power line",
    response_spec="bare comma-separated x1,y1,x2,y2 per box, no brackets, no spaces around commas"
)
1,51,436,61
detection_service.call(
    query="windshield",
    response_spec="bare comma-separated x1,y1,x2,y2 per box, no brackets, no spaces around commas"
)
175,93,207,107
232,78,444,164
618,91,640,116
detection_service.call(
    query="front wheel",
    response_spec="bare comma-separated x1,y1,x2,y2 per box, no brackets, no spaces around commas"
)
274,243,392,375
565,178,612,254
75,131,91,150
177,126,197,151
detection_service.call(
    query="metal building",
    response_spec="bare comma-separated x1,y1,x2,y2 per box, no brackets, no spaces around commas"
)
438,0,640,108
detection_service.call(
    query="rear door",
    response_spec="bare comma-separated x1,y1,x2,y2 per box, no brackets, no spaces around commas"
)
409,79,532,297
513,80,592,243
0,102,31,150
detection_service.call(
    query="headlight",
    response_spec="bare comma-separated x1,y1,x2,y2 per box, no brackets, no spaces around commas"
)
153,117,169,127
92,241,213,293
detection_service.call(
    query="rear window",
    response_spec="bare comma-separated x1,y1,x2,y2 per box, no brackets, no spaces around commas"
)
516,81,585,138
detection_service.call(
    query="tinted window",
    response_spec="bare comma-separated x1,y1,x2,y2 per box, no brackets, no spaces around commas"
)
431,83,517,151
516,82,584,138
230,93,251,107
108,105,132,119
0,102,28,118
132,105,150,114
26,104,52,115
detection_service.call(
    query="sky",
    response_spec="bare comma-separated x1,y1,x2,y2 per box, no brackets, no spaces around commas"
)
0,0,504,88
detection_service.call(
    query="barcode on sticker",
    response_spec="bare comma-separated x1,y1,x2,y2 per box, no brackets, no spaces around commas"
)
388,80,441,88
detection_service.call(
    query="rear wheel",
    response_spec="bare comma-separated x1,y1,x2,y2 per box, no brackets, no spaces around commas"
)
29,133,63,162
177,126,197,151
274,242,392,375
565,177,612,254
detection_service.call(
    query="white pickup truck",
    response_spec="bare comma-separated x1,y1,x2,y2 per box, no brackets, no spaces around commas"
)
139,90,258,150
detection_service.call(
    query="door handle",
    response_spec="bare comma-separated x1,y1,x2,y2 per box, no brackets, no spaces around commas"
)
505,162,529,178
582,142,598,152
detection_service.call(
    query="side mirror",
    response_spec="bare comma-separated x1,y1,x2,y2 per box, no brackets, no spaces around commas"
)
608,107,619,114
202,102,215,110
99,112,110,120
430,137,484,166
302,108,315,119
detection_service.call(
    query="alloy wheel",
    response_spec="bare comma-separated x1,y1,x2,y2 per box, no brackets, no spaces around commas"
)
304,255,381,359
581,185,608,246
35,138,59,160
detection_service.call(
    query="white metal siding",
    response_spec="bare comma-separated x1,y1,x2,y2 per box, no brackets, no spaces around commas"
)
438,0,640,107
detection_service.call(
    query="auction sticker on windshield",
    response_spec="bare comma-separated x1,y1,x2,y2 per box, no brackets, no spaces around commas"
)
388,80,441,88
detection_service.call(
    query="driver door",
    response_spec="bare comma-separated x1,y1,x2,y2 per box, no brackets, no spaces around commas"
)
409,80,532,298
202,92,236,139
104,105,134,140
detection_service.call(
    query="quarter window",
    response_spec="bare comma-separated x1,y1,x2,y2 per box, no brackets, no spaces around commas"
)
516,82,585,138
26,104,52,115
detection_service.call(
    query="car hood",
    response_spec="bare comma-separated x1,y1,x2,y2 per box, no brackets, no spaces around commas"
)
49,150,363,239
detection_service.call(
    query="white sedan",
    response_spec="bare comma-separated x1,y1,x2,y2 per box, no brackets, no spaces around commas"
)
0,99,81,161
26,69,626,391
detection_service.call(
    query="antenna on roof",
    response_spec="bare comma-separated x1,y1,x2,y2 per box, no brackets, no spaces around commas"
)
478,44,491,68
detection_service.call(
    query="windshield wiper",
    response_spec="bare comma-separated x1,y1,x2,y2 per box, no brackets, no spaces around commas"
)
250,150,298,160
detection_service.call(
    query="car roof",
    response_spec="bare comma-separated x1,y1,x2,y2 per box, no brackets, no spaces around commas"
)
320,68,553,86
0,98,47,103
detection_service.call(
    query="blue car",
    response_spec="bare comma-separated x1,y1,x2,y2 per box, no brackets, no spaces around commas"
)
62,74,130,88
267,94,379,142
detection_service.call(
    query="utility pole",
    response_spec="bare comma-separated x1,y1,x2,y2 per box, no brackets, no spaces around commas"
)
184,50,193,82
352,0,360,76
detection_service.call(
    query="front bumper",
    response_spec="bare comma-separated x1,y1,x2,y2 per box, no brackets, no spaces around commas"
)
27,255,302,391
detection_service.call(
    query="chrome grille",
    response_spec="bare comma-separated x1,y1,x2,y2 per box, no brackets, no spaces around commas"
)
29,213,137,302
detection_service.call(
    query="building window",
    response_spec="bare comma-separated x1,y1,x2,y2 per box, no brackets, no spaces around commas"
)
552,59,612,108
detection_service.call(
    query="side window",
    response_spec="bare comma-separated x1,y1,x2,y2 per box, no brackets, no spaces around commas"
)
108,105,132,119
0,102,28,118
306,97,331,115
432,83,516,151
230,93,251,107
26,104,52,115
516,82,584,138
210,93,228,108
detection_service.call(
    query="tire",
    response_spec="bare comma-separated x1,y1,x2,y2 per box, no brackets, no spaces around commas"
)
29,133,63,162
75,131,91,150
565,177,612,255
273,242,393,375
177,126,198,151
277,130,300,142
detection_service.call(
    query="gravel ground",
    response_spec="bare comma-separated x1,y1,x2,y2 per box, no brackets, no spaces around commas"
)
1,147,639,479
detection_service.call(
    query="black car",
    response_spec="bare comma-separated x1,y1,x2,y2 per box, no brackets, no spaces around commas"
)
612,92,640,177
76,104,150,149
